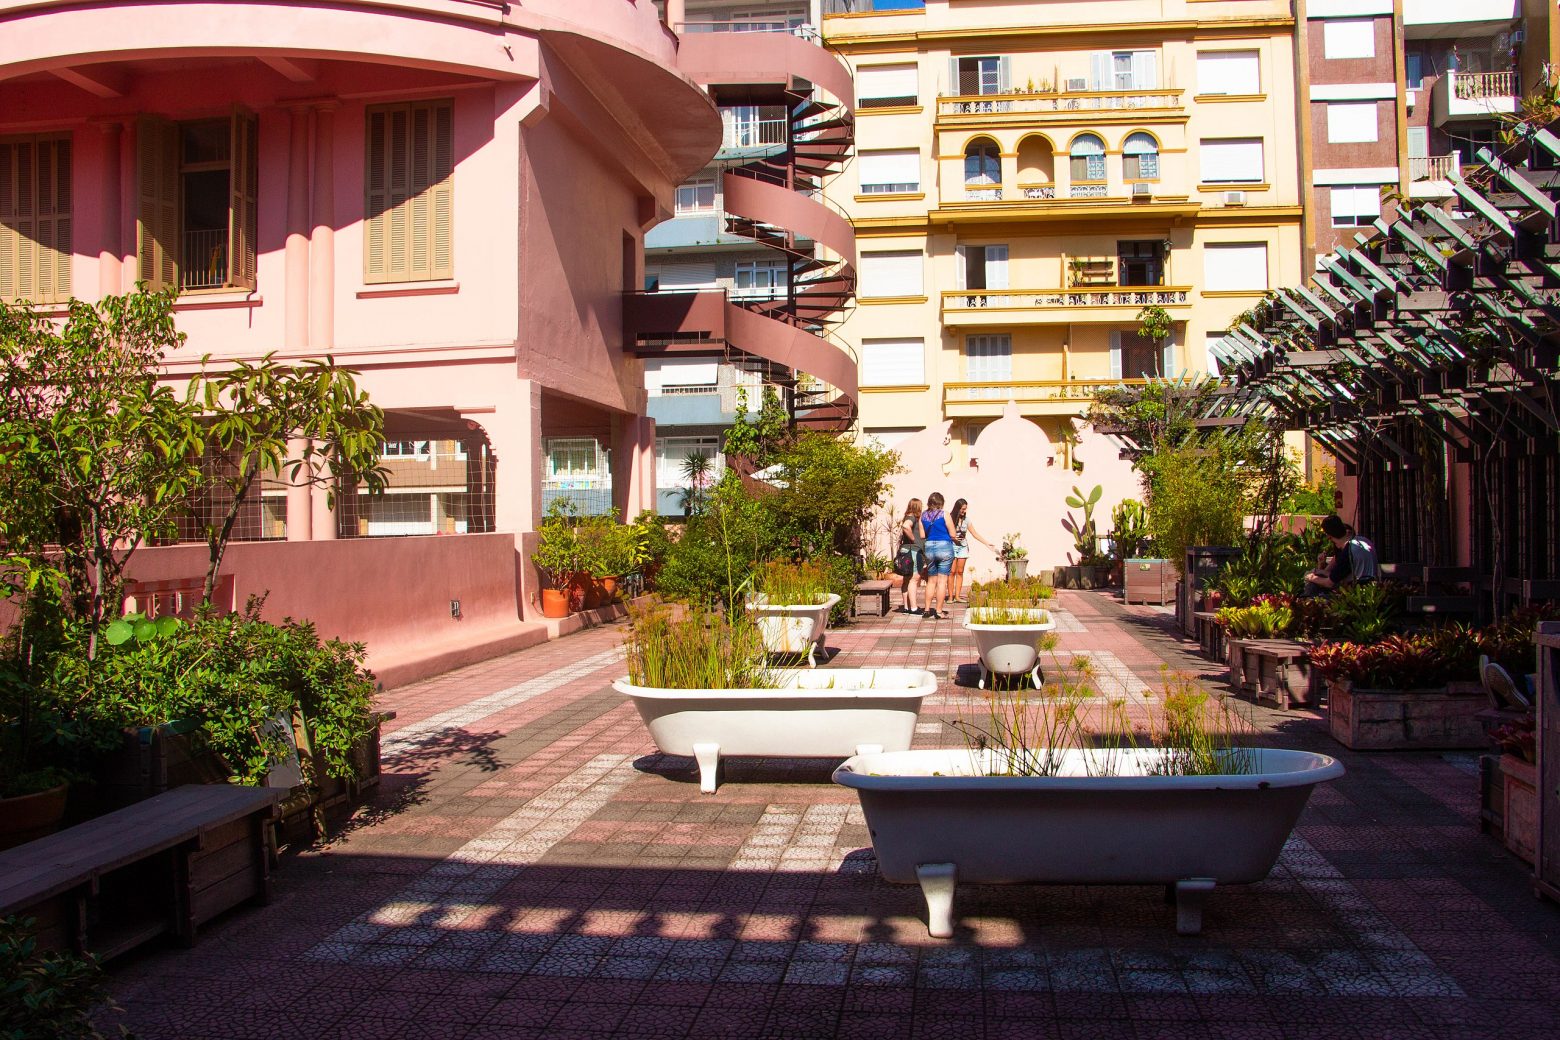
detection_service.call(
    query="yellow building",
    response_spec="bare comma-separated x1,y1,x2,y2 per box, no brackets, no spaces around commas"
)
823,0,1304,460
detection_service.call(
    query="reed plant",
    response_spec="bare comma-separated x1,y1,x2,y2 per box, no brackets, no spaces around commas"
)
752,559,832,606
966,578,1055,625
623,599,775,690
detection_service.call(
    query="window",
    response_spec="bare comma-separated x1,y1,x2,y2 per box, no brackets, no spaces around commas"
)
1070,134,1106,182
645,260,717,291
1117,241,1165,286
1448,126,1499,166
1196,50,1260,95
137,112,258,292
858,250,922,298
363,100,452,285
1323,19,1375,60
674,172,717,213
857,64,918,109
953,56,1008,96
964,334,1012,383
1330,185,1382,228
956,244,1009,291
1203,242,1269,292
0,133,72,304
1405,51,1424,89
861,338,925,386
1112,330,1163,379
1326,102,1378,144
1199,138,1264,183
657,436,724,489
721,105,786,148
1092,50,1157,91
859,149,920,194
1123,133,1159,180
963,140,1001,197
545,438,606,481
733,258,787,298
381,440,432,458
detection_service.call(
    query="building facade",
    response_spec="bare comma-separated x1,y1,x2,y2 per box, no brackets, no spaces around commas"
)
821,0,1305,467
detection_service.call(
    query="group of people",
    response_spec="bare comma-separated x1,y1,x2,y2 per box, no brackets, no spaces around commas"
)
895,494,994,620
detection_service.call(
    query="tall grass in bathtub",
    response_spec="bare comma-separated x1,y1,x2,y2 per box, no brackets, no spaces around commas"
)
752,559,832,606
951,638,1257,777
966,578,1055,626
623,599,776,690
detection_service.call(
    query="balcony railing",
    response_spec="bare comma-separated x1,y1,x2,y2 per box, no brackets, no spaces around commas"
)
1069,183,1109,199
676,18,818,40
964,185,1003,201
1455,70,1517,101
181,228,228,290
943,287,1192,310
944,378,1150,406
1022,185,1056,200
722,118,787,148
938,88,1183,118
1410,154,1460,181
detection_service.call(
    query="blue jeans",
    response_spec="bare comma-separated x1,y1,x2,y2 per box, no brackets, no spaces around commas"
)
922,539,954,577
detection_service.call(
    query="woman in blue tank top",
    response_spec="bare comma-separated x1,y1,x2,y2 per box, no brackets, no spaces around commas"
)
918,492,955,619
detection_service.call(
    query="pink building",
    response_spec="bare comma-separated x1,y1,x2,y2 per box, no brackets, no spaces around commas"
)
0,0,734,682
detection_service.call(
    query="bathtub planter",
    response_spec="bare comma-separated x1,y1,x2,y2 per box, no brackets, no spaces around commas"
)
615,667,937,793
746,593,842,667
963,609,1056,688
833,746,1344,937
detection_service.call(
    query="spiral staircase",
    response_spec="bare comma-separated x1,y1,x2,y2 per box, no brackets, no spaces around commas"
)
624,26,859,431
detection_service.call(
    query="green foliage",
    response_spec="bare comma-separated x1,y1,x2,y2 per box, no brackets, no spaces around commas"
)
1084,379,1216,456
189,354,387,604
1213,528,1326,602
53,603,377,786
1283,464,1337,516
1327,582,1401,644
1061,484,1105,565
1136,304,1173,350
622,600,774,690
1215,600,1296,640
0,917,129,1040
764,432,899,556
998,534,1027,560
654,473,772,607
723,385,789,469
676,452,716,518
1109,498,1151,560
753,560,832,606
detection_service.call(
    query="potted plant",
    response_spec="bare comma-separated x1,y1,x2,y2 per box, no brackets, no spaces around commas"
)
614,600,936,793
1310,630,1487,751
998,533,1028,581
962,581,1056,689
745,560,842,667
1061,485,1111,589
532,508,580,618
832,665,1344,937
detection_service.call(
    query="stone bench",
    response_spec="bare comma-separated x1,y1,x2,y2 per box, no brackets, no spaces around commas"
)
853,579,894,618
0,784,280,960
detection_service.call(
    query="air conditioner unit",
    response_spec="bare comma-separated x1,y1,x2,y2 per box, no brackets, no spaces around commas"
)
1222,190,1247,207
1065,77,1088,92
1131,182,1153,200
1405,88,1418,110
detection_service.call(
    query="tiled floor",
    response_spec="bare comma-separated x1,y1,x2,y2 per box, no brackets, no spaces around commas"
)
105,591,1560,1039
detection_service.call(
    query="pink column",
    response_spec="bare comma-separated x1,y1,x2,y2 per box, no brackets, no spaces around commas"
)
96,120,122,298
612,413,657,521
311,469,339,541
284,106,311,351
285,435,313,541
309,103,336,351
486,381,545,618
664,0,685,29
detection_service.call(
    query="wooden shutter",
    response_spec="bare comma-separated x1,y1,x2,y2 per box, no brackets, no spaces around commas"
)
364,99,453,284
0,134,73,304
228,108,258,290
136,117,179,290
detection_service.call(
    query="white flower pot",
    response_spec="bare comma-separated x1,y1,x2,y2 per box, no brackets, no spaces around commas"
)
833,746,1344,936
962,609,1056,688
615,667,937,793
746,593,842,666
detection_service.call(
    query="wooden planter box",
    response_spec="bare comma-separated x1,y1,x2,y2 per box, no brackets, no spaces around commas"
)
1123,559,1173,605
1246,641,1315,711
1192,612,1225,663
1327,679,1487,751
1502,754,1538,865
274,712,392,847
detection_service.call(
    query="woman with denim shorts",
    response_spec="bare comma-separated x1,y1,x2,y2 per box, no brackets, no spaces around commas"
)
947,498,994,602
918,492,955,619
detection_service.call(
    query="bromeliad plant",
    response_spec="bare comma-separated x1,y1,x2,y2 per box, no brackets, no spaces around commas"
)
623,599,774,690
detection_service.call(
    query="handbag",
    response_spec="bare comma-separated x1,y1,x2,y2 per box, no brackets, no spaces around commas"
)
893,546,915,578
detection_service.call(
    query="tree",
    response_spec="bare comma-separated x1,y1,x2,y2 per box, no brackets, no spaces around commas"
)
1136,304,1172,377
723,385,789,471
0,290,205,628
676,452,714,519
190,355,388,604
765,433,899,556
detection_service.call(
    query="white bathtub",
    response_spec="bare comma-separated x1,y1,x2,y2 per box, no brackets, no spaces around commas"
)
747,594,842,667
833,746,1344,935
615,667,938,793
962,609,1055,687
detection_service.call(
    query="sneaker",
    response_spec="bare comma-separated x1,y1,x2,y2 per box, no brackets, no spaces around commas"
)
921,608,938,619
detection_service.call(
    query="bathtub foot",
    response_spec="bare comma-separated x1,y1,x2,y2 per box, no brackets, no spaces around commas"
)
916,862,958,938
854,743,884,756
1028,663,1042,688
977,662,989,690
692,742,721,794
806,642,819,668
1174,878,1216,935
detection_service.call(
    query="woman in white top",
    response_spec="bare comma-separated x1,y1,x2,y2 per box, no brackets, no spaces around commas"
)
948,497,994,603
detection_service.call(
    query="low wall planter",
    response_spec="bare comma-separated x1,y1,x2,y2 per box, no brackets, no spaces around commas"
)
615,668,938,793
1327,680,1487,750
1501,754,1538,864
833,746,1344,937
1247,640,1315,711
963,609,1056,688
747,594,842,667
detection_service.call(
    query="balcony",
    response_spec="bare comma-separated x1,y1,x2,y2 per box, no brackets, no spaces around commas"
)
646,383,747,426
936,88,1184,125
1432,70,1518,125
1410,153,1461,199
941,286,1193,327
1403,0,1520,39
944,378,1150,418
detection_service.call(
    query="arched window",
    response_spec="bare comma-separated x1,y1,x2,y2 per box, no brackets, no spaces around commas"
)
964,139,1002,199
1069,134,1106,182
1123,133,1159,180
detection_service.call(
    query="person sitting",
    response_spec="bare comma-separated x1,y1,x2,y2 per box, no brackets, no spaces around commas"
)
1303,515,1377,596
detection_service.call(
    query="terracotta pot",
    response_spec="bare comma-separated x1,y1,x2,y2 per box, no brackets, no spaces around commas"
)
599,576,619,604
0,782,69,851
567,572,590,612
579,572,602,610
541,588,571,619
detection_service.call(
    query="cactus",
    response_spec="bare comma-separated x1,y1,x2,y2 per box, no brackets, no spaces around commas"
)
1061,484,1104,564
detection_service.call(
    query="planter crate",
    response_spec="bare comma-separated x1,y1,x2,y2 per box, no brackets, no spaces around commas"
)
1502,755,1538,865
1327,680,1487,751
1246,641,1315,711
1193,612,1225,662
1124,559,1173,605
274,711,393,846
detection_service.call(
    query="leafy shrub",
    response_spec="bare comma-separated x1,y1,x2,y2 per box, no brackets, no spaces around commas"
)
0,916,128,1040
1327,582,1402,643
1309,629,1482,690
1215,600,1295,640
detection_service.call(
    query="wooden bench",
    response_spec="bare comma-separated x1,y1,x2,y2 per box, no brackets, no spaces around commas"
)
1242,640,1316,711
0,785,280,960
853,579,894,618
